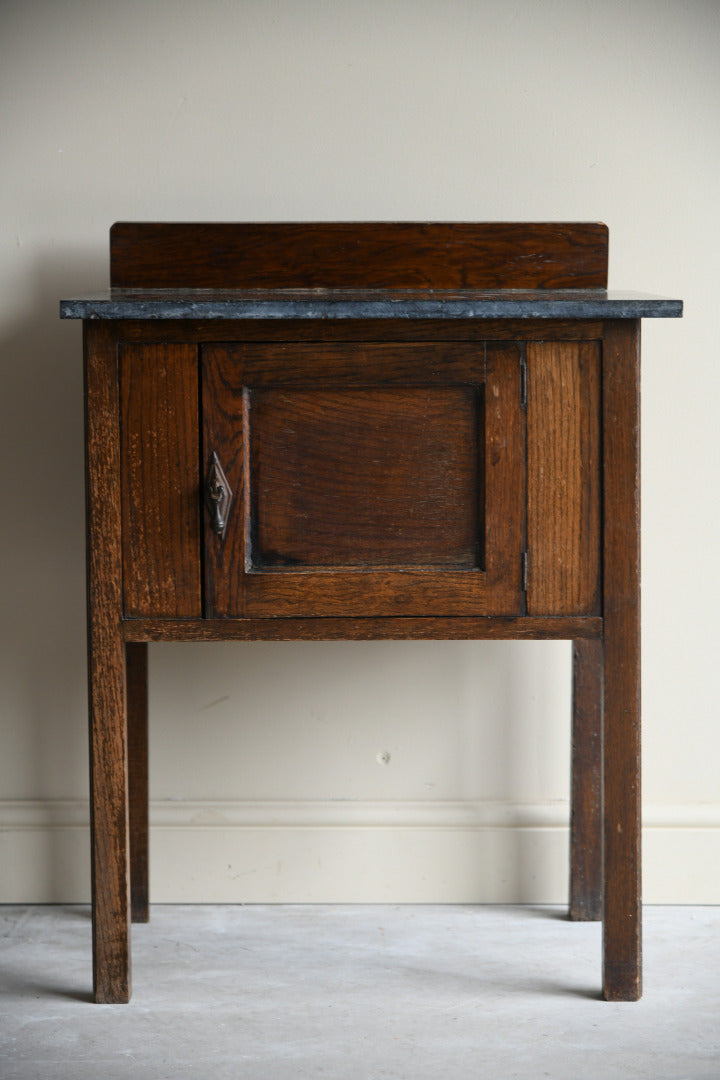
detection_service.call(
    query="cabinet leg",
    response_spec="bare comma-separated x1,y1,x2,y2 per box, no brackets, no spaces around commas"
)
602,624,641,1000
127,642,149,923
86,321,131,1003
569,638,603,921
88,631,131,1003
601,319,641,1001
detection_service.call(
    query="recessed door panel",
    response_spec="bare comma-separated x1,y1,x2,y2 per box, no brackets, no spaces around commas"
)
250,386,480,569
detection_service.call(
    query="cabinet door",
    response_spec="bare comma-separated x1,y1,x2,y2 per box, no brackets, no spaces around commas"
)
202,342,525,618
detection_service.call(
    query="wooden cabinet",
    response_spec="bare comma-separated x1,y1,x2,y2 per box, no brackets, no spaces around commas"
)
62,222,681,1004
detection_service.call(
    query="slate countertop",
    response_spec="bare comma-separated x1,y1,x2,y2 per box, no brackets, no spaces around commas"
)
60,288,683,321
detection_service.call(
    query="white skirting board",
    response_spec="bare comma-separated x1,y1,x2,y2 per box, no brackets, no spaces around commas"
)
2,800,720,904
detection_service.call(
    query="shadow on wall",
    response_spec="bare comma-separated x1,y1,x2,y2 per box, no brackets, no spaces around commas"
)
0,253,104,812
0,251,571,902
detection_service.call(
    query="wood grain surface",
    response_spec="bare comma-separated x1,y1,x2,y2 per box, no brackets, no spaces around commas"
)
126,641,149,924
120,344,201,617
113,317,604,345
569,638,603,921
110,222,609,290
526,341,601,615
202,345,249,618
484,343,525,614
601,319,642,1001
250,386,479,569
122,615,603,642
84,321,131,1003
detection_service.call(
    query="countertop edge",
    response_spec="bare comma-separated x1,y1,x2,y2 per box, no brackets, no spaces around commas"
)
60,296,683,321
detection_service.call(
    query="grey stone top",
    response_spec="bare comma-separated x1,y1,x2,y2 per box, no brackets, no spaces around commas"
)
60,288,682,321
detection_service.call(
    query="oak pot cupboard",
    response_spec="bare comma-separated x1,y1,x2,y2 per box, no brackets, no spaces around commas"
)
60,222,682,1003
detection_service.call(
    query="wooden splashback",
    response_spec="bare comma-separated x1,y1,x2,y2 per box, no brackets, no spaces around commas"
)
110,222,608,290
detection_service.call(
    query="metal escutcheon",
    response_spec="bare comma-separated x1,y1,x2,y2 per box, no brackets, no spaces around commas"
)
205,451,233,538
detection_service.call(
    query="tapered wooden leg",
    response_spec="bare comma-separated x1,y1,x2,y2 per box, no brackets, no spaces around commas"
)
601,319,641,1001
127,642,149,923
569,638,603,921
86,322,131,1003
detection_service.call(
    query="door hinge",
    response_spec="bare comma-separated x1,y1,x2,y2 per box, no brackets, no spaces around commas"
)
522,550,529,592
520,354,528,409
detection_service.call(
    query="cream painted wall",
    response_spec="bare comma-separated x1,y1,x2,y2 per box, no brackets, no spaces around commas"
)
1,0,718,903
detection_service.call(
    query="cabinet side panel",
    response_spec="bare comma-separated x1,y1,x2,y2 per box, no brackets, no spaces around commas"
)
120,344,201,617
526,341,601,615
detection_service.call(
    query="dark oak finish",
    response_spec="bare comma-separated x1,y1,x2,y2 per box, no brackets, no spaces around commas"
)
570,638,603,921
527,341,601,615
601,319,642,1001
111,222,609,290
84,321,131,1003
126,642,149,923
485,343,525,613
203,340,524,619
65,224,679,1003
250,386,480,568
202,347,247,619
231,340,484,386
243,571,490,619
122,616,604,642
120,344,201,617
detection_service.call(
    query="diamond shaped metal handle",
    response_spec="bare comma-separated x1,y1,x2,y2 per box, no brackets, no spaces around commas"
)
205,451,233,538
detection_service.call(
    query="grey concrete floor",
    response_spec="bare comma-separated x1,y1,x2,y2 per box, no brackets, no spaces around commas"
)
1,905,719,1080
